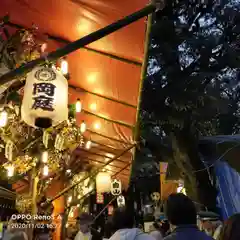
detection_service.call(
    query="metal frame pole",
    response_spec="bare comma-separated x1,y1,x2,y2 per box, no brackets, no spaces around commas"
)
131,5,154,176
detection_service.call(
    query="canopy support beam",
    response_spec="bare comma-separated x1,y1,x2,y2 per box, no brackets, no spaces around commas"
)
75,148,129,163
6,21,142,67
77,157,130,174
0,4,156,85
94,196,117,221
87,129,132,145
131,4,154,176
82,109,134,129
44,144,135,206
91,140,123,151
86,145,130,158
75,156,129,167
70,86,137,109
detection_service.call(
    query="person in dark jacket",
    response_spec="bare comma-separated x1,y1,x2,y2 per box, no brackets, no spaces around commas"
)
218,213,240,240
109,207,155,240
163,193,213,240
160,220,170,237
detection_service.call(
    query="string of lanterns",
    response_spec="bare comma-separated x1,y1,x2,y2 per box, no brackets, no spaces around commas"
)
63,168,125,220
95,173,125,207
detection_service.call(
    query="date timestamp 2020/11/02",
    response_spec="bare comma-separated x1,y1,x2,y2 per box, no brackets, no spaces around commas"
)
10,223,58,229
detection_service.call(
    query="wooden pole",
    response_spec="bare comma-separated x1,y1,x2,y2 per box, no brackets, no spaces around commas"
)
0,4,156,85
31,169,39,216
29,167,39,240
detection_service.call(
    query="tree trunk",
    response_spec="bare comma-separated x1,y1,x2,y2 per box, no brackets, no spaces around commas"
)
174,127,217,211
171,134,199,202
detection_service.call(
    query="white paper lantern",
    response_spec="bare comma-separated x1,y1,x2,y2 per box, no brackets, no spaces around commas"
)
21,66,68,128
111,179,122,196
117,195,125,207
96,172,111,193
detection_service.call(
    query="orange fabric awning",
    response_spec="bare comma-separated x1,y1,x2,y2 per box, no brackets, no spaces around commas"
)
0,0,149,188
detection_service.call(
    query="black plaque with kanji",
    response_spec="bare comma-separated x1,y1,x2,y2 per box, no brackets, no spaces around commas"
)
32,82,56,111
33,83,56,96
112,189,121,195
111,181,121,195
112,182,120,189
32,95,54,111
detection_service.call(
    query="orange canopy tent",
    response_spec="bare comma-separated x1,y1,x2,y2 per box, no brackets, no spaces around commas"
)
0,0,154,193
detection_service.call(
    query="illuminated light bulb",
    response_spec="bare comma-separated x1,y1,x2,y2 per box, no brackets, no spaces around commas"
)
177,187,182,193
177,186,186,195
61,59,68,75
87,73,97,83
77,19,91,34
43,165,49,176
90,103,97,111
80,121,86,133
94,89,103,95
0,111,8,127
66,169,71,173
42,151,48,163
94,122,101,130
68,196,72,202
77,204,80,207
78,195,81,199
85,140,91,149
7,165,14,177
76,99,82,113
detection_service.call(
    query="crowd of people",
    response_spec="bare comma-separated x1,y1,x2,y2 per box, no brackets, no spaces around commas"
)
2,193,240,240
70,193,240,240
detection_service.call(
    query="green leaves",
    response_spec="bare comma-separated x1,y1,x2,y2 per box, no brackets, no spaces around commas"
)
143,0,240,137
